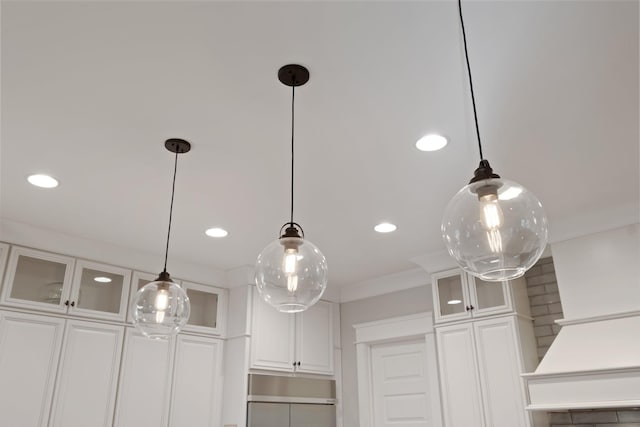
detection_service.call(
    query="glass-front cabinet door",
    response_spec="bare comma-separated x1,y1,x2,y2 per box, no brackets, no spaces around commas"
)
1,246,75,313
433,269,472,323
467,275,512,317
69,260,131,321
181,281,227,336
126,271,160,323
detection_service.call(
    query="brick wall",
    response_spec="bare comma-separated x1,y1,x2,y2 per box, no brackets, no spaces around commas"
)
526,258,640,427
524,256,563,360
550,409,640,426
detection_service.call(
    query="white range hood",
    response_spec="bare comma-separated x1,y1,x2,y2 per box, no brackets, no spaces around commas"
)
523,224,640,411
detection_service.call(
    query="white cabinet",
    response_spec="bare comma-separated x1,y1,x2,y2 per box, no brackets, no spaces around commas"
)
1,246,75,313
169,334,224,427
113,328,175,427
181,281,227,336
127,273,227,336
1,246,132,321
436,316,537,427
69,259,131,321
432,268,529,324
49,320,124,427
0,310,65,427
250,288,334,375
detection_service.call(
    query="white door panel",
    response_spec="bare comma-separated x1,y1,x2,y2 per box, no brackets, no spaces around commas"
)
371,340,433,427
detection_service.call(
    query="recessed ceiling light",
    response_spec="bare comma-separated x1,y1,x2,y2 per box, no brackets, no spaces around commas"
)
416,134,448,152
447,299,462,305
205,227,228,238
94,276,112,283
374,222,397,233
27,174,59,188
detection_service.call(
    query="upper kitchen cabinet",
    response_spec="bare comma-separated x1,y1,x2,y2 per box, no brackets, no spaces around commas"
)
1,246,132,321
432,268,529,324
127,274,228,336
68,260,131,321
250,287,334,375
1,246,76,313
181,281,227,336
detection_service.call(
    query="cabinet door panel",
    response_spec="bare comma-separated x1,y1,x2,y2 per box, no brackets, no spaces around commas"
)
296,301,334,374
69,260,131,321
113,328,174,427
468,277,512,317
1,247,74,312
251,288,295,371
49,320,124,427
0,311,65,427
436,323,484,427
432,269,472,323
181,281,227,336
169,335,223,427
473,318,527,427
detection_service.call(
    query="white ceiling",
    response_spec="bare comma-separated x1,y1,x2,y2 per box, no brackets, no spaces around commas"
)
1,0,638,289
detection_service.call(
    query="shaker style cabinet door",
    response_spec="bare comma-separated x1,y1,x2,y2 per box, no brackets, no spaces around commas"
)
113,328,175,427
250,288,296,372
0,246,75,313
473,317,528,427
169,335,224,427
0,310,65,427
436,323,485,427
49,320,124,427
295,300,334,375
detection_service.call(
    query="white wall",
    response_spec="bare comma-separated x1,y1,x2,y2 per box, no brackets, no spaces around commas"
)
340,284,434,427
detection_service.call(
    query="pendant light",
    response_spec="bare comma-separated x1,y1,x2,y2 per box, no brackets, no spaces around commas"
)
441,0,548,282
255,64,328,313
132,139,191,339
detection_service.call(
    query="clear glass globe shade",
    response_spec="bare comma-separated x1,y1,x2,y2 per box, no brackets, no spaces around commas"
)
131,279,190,339
441,178,548,281
255,236,328,313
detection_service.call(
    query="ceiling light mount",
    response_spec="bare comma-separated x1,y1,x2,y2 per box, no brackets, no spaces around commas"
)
165,138,191,154
278,64,310,87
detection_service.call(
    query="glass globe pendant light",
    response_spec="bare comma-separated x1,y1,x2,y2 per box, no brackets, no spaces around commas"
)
131,139,191,339
255,64,328,313
441,0,548,282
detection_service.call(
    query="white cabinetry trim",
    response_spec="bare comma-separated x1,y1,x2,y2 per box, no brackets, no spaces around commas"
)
354,312,442,427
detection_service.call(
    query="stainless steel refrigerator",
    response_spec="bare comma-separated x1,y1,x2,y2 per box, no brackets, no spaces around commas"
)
246,374,336,427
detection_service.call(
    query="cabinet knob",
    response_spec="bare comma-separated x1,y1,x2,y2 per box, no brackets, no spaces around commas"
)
64,300,70,306
297,361,301,367
70,301,76,307
469,304,474,310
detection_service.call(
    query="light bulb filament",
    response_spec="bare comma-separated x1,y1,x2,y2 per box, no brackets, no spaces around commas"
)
284,248,298,274
155,288,169,311
287,274,298,292
479,194,503,230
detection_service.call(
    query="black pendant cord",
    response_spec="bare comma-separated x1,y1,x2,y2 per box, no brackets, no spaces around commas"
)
289,84,295,226
458,0,484,161
163,149,179,273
